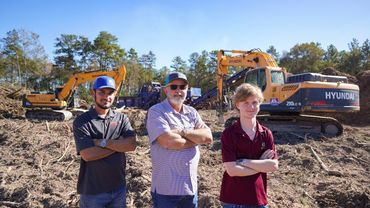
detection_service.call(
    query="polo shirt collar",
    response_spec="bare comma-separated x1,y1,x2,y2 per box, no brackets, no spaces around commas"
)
88,107,116,119
233,119,266,134
164,99,191,114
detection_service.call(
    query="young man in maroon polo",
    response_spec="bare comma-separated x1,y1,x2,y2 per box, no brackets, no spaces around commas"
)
220,83,279,208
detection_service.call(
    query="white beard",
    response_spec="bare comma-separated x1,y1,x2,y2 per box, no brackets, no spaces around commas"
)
168,94,186,105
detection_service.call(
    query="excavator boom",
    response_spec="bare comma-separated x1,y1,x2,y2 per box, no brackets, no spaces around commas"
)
23,65,126,121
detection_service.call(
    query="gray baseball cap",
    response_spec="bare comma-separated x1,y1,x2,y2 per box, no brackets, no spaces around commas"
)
164,72,188,86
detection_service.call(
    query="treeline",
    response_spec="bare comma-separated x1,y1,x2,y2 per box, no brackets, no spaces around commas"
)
0,29,369,97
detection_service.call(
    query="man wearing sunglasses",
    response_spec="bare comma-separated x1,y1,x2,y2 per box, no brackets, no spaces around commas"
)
146,72,213,208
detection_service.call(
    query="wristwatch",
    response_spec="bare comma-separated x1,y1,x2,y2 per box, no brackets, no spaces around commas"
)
181,129,187,138
99,139,108,148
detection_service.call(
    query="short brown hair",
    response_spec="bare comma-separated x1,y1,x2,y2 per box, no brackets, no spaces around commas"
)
233,83,264,106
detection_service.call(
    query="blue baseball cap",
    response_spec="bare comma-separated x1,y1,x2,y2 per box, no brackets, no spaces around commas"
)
93,76,116,90
164,72,188,86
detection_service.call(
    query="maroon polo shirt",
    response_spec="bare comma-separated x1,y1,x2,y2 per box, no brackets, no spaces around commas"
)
220,119,277,205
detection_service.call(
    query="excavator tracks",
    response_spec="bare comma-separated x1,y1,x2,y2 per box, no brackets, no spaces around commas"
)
225,114,343,137
25,110,73,121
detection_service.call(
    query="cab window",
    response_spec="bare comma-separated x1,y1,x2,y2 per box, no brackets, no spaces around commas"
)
271,70,285,84
245,70,258,86
259,69,267,91
245,69,266,91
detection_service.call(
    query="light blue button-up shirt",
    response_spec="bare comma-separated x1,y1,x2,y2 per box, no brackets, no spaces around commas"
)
146,99,208,195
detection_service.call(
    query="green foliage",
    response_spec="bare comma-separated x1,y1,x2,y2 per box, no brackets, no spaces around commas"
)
155,66,170,84
266,45,280,63
139,51,156,71
138,51,156,85
54,34,81,71
171,56,188,73
93,31,125,70
361,39,370,71
337,39,363,75
280,42,325,74
323,44,340,68
0,29,48,86
78,85,93,104
123,48,141,95
187,51,214,91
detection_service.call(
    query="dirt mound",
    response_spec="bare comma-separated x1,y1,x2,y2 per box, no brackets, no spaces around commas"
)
321,67,358,84
117,108,148,136
0,84,27,118
357,70,370,112
351,70,370,124
357,70,370,90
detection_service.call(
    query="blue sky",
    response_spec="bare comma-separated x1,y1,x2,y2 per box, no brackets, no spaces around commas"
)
1,0,369,69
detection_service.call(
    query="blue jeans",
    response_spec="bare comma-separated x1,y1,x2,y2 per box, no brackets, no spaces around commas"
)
222,202,268,208
151,191,198,208
80,185,126,208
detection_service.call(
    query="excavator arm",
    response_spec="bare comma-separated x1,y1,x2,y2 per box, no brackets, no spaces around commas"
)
58,65,126,101
216,49,278,121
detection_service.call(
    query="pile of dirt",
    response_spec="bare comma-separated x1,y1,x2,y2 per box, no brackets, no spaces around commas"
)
321,67,359,84
356,70,370,112
118,109,148,136
0,84,27,118
1,110,369,208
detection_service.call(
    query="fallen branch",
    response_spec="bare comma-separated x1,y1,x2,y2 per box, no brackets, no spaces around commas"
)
303,191,315,201
0,200,24,207
10,122,29,133
64,123,71,133
289,132,310,142
307,145,329,172
350,156,369,165
141,174,151,182
140,189,149,197
63,158,76,176
6,87,23,99
46,121,50,132
128,196,134,207
38,157,44,177
57,140,71,162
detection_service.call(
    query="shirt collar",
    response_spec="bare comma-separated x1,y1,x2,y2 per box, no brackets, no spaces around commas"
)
88,107,115,119
233,119,266,134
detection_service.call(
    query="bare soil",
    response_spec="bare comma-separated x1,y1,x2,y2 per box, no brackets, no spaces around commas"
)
0,76,369,208
0,109,369,208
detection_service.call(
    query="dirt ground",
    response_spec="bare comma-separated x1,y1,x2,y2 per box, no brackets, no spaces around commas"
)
0,70,369,208
0,109,369,208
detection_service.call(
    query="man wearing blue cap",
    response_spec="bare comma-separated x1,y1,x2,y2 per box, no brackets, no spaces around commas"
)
73,76,137,208
146,72,213,207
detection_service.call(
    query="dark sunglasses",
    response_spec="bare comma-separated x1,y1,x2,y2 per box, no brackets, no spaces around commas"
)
169,84,187,90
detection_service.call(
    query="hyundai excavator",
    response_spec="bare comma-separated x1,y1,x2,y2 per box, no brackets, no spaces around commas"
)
22,65,126,121
217,49,360,137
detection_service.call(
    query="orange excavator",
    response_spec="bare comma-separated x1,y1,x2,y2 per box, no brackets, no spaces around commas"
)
217,49,360,136
22,65,126,121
